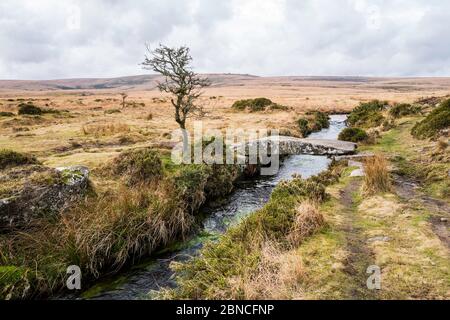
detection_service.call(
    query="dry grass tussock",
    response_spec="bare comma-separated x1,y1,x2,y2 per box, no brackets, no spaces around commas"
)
437,138,448,152
363,154,392,195
82,122,130,137
60,181,193,276
228,242,305,300
287,201,325,247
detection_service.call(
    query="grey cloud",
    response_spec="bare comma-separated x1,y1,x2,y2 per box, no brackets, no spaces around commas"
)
0,0,449,79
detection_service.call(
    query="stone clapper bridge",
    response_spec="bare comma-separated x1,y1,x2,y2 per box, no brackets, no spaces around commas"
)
232,136,357,162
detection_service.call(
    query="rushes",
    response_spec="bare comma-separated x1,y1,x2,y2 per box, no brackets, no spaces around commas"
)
363,154,391,195
61,182,192,276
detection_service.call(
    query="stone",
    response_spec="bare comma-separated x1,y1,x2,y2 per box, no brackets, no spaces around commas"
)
348,160,363,168
233,136,357,157
350,168,365,177
334,152,375,161
0,165,90,230
367,236,391,243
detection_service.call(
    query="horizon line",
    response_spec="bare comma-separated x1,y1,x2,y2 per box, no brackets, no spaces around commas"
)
2,73,450,82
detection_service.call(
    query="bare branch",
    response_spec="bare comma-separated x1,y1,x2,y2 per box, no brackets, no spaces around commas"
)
142,44,210,129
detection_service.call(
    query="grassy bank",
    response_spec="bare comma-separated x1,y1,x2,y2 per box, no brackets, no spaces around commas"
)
0,148,241,299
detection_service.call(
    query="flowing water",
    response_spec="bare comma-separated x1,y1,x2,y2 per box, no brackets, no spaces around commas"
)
82,115,347,300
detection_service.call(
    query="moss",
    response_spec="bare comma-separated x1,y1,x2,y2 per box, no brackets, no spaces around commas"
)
81,275,128,299
0,149,39,170
18,103,42,115
338,127,368,142
60,169,84,185
0,266,33,299
347,100,387,128
411,99,450,139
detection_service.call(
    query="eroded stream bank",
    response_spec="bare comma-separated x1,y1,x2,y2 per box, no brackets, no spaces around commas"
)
78,115,348,300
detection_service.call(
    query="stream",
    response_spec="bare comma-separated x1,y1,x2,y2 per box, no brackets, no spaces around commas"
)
81,114,348,300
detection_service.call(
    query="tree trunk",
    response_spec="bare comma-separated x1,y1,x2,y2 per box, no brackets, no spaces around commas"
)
179,121,190,164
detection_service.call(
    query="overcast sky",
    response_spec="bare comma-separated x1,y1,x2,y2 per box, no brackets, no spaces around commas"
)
1,0,449,80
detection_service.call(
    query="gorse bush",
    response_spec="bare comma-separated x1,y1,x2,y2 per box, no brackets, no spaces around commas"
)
297,118,311,137
411,99,450,139
18,103,42,115
0,149,39,170
338,127,368,143
113,148,162,185
296,112,330,137
312,112,330,131
389,103,421,118
231,98,287,112
347,100,387,128
363,154,391,195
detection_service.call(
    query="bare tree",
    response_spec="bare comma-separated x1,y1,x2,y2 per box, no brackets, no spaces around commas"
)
120,93,128,109
142,45,210,131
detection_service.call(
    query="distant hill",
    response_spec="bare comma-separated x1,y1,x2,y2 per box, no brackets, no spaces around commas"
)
0,74,261,91
1,74,449,93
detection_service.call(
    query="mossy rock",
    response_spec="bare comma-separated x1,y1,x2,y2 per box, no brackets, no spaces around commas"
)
1,165,90,229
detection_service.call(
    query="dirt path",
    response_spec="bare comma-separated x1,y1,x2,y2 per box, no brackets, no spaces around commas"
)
339,179,379,300
394,175,450,249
